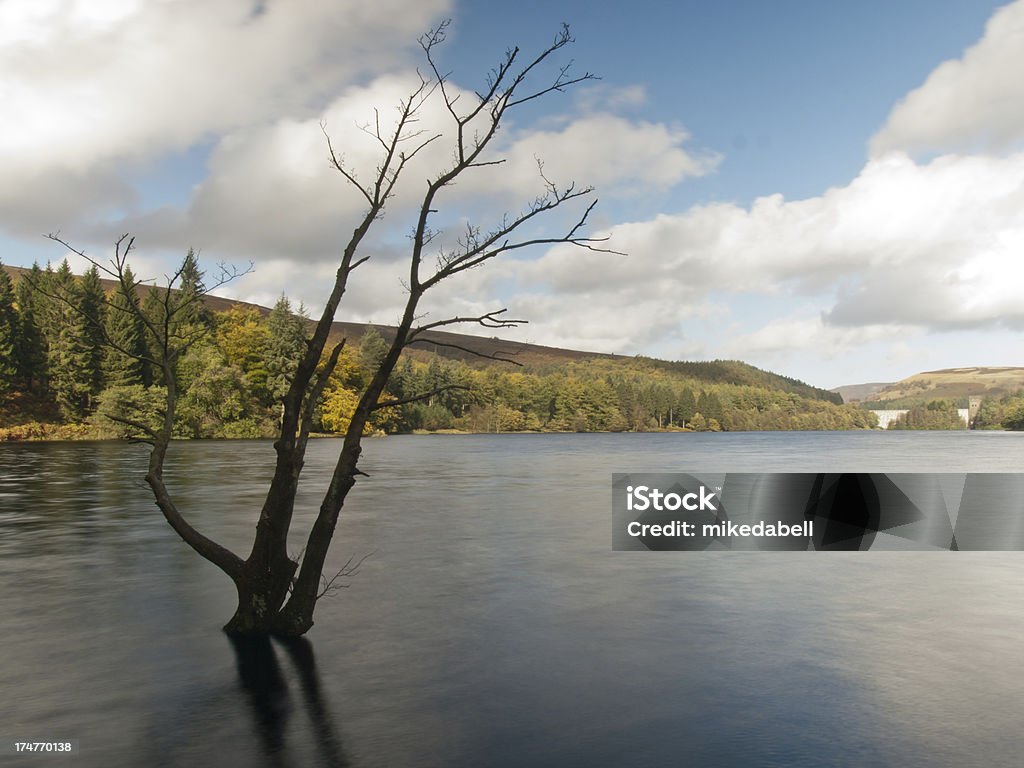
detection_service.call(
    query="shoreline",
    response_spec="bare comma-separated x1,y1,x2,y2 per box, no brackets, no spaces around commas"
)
2,424,1005,443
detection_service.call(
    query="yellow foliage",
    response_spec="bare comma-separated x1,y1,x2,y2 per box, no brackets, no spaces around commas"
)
320,384,400,435
323,344,362,389
320,386,361,434
216,306,269,372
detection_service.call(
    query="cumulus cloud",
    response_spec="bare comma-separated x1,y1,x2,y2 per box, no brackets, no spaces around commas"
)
125,93,714,261
492,150,1024,356
0,0,714,259
498,115,718,198
870,0,1024,157
0,0,452,228
721,317,911,360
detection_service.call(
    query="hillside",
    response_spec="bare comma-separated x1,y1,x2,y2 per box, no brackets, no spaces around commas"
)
645,358,841,404
831,382,892,403
864,367,1024,406
2,263,838,402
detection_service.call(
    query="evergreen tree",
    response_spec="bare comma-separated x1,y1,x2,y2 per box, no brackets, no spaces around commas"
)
175,248,213,332
697,390,724,424
676,387,697,425
0,262,19,396
46,261,93,420
263,295,308,406
137,251,210,388
78,266,107,402
103,264,147,388
391,356,416,400
14,263,48,394
357,327,389,386
141,286,170,386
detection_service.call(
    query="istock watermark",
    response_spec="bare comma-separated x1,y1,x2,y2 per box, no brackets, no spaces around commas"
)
613,472,1024,551
625,484,718,512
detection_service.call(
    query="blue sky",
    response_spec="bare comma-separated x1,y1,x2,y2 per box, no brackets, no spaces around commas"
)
2,0,1022,389
454,0,996,204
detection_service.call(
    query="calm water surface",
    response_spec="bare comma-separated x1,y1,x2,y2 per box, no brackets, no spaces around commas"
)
2,431,1024,767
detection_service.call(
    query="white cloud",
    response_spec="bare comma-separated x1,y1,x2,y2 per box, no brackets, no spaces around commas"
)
0,0,452,228
488,150,1024,358
721,317,910,360
499,115,718,198
0,0,713,259
871,0,1024,157
98,78,715,263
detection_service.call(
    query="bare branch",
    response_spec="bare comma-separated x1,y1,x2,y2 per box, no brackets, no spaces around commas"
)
407,308,526,341
317,551,376,599
421,191,619,290
322,123,374,207
406,337,523,366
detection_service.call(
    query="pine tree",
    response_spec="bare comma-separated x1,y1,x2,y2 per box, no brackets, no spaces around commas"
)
46,261,94,421
263,295,308,406
176,248,213,332
103,264,146,388
391,356,416,401
78,266,107,402
676,388,697,425
139,249,210,388
141,286,169,386
0,261,19,396
357,327,389,386
14,263,49,394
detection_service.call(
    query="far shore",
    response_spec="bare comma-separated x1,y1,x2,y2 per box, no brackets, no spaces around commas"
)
1,423,1007,443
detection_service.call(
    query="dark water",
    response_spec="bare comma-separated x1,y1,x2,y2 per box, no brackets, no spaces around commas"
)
3,431,1024,767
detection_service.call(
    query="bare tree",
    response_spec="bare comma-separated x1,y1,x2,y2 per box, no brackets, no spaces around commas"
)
51,22,612,636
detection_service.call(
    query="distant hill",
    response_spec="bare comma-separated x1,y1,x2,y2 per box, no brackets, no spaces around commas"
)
2,263,838,402
831,382,892,403
864,367,1024,406
645,358,842,404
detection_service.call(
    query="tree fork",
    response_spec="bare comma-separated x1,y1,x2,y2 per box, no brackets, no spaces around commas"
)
48,22,608,638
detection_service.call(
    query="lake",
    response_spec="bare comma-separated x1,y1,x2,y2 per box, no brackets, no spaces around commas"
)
3,431,1024,766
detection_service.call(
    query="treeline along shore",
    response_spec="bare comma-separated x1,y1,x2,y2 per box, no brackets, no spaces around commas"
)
0,260,878,440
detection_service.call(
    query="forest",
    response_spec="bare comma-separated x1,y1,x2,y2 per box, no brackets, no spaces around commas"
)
0,258,879,439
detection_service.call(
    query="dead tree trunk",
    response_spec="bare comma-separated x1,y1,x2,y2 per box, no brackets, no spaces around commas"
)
53,22,616,637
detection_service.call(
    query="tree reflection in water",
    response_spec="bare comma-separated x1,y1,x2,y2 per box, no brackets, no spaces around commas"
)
230,635,349,768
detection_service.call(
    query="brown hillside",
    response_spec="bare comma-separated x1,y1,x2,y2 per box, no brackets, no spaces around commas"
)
865,367,1024,404
830,382,892,403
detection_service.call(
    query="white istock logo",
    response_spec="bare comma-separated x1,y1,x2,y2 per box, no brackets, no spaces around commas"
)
625,485,717,512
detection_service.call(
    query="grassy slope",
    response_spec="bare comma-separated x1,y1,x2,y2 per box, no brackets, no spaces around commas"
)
830,382,892,403
865,367,1024,405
